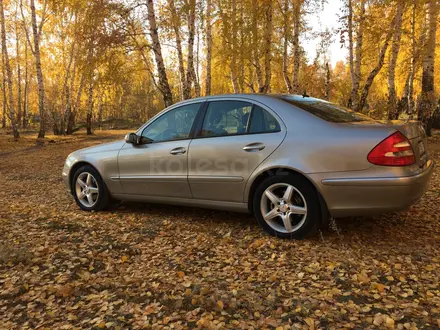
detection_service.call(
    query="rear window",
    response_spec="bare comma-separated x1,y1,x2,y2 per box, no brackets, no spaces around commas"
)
278,96,374,123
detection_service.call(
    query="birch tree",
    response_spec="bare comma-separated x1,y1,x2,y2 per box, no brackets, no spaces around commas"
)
169,0,187,100
27,0,47,138
204,0,212,95
251,0,263,92
282,0,293,93
0,0,19,138
260,0,272,93
387,1,405,120
355,2,404,113
146,0,173,107
186,0,200,97
291,0,302,93
348,0,365,109
417,0,438,136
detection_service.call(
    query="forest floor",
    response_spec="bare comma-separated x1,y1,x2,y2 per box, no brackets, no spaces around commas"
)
0,129,439,329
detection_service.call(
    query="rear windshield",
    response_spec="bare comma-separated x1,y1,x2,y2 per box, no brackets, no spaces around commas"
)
278,96,375,123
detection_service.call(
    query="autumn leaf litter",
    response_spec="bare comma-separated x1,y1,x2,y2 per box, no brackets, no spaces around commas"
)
0,130,439,329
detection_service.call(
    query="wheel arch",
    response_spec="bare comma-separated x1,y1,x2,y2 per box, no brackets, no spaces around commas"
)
247,167,330,226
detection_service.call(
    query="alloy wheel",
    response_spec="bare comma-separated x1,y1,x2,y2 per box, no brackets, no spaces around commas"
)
75,172,99,208
260,183,307,234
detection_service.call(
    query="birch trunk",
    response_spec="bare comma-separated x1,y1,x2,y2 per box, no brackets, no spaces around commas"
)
15,23,22,127
291,0,301,94
348,0,354,107
324,62,330,100
169,0,188,100
398,6,426,118
186,0,200,97
86,82,94,135
67,71,85,134
1,52,5,128
205,0,212,95
29,0,46,138
251,0,263,91
417,0,438,136
146,0,173,107
387,1,405,120
62,39,76,135
282,0,293,93
350,0,365,109
0,0,19,138
230,0,239,93
355,10,397,113
23,35,28,128
407,0,417,117
260,0,272,93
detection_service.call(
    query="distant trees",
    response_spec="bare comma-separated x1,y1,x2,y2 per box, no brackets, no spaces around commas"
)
0,0,439,138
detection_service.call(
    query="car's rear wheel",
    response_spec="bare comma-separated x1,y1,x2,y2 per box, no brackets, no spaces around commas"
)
253,174,320,239
72,165,110,211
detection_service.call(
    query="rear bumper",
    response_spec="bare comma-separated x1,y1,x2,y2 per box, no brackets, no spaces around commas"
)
313,160,434,218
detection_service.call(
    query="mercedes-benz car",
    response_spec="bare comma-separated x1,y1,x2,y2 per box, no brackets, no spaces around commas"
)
62,94,434,238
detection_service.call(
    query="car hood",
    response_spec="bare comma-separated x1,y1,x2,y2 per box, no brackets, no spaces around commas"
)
73,140,126,155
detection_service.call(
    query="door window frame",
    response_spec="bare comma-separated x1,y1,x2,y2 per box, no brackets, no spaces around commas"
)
135,101,206,144
193,99,283,139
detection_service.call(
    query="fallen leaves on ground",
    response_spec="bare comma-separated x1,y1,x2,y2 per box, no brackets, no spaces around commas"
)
0,129,440,329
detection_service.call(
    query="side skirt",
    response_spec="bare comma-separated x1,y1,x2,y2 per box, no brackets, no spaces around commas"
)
111,194,250,213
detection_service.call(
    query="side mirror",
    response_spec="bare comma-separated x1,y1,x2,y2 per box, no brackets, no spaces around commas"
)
125,133,139,145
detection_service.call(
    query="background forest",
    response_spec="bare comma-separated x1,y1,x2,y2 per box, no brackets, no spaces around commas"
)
0,0,439,139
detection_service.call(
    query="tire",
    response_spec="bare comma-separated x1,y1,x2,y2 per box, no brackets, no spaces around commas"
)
72,165,110,211
252,173,320,239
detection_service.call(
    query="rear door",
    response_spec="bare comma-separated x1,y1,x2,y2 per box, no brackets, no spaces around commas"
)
188,99,286,202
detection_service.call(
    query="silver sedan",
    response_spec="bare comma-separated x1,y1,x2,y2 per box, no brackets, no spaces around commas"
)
62,94,434,238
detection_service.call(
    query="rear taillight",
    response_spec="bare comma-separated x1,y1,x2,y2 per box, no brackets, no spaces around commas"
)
367,131,415,166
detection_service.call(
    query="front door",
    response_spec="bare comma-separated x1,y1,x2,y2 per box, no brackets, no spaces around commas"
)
118,102,202,198
188,99,286,202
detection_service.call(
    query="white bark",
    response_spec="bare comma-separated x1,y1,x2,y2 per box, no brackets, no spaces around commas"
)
417,0,438,136
146,0,173,107
205,0,212,95
387,1,405,120
0,0,19,138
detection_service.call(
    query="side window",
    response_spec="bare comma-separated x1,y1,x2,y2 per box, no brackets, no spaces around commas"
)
201,101,252,137
249,106,281,134
142,103,201,142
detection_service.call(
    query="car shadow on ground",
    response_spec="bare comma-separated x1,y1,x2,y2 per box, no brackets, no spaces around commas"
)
104,200,419,246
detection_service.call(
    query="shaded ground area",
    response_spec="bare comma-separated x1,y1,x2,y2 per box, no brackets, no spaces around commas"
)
0,130,439,329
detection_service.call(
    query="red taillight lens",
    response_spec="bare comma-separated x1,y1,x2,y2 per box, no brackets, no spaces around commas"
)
367,131,415,166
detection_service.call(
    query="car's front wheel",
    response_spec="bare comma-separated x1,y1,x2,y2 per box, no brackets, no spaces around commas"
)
253,174,320,239
72,165,110,211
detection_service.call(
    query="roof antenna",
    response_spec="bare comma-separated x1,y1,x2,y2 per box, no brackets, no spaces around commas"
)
302,90,309,98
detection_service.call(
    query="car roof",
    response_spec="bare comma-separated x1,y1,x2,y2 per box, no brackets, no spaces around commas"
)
174,93,324,105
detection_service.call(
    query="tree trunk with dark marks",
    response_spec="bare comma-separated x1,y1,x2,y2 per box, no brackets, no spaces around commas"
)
417,0,438,136
387,1,405,120
169,0,188,100
30,0,46,138
260,0,272,93
146,0,173,107
355,8,397,113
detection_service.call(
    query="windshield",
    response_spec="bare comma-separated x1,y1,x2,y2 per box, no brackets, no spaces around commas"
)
277,96,375,123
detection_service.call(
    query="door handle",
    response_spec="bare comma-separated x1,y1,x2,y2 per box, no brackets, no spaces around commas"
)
170,147,186,155
243,143,265,152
